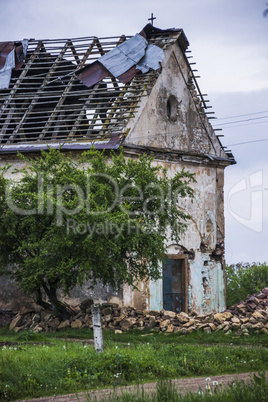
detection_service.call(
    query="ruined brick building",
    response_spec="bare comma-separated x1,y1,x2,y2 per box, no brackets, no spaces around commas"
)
0,24,235,314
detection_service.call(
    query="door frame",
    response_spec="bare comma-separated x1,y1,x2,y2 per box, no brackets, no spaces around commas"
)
164,254,188,313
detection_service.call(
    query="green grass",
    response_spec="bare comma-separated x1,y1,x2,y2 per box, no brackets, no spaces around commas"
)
1,324,267,346
0,327,267,400
102,327,268,346
1,325,267,345
102,375,268,401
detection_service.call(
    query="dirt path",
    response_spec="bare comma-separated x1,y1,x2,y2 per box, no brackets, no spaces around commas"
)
20,371,267,402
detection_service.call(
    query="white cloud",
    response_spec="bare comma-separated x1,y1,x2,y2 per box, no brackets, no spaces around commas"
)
190,40,268,93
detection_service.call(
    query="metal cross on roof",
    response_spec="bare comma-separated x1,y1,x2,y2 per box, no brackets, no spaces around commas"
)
148,13,156,25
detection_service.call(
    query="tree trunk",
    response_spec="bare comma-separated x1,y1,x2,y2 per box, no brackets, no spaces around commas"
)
41,282,72,321
91,303,104,352
35,288,52,310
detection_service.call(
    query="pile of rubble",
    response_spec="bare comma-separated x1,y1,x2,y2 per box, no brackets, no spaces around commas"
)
7,288,268,335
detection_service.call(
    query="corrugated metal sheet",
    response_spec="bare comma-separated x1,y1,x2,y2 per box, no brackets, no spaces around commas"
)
136,44,164,73
77,32,165,87
118,65,138,84
0,42,14,69
0,40,28,89
98,34,147,77
76,61,111,88
0,48,15,89
15,39,28,69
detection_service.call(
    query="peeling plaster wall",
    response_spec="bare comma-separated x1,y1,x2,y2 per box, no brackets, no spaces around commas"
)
149,278,163,311
171,163,226,314
0,276,31,311
189,252,225,314
122,159,227,314
125,42,226,159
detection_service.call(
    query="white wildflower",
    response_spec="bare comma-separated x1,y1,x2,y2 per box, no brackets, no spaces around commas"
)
213,381,218,386
205,377,211,382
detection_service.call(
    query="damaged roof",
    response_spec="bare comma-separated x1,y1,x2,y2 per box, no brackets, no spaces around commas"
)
0,24,186,153
0,24,234,163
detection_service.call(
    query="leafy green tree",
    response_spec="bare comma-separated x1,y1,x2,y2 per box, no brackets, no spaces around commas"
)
226,262,268,306
0,148,195,320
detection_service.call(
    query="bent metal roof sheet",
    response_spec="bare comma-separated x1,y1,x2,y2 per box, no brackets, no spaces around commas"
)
0,24,186,153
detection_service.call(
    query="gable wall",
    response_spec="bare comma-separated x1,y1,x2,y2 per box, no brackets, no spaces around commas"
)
125,42,225,159
122,39,228,314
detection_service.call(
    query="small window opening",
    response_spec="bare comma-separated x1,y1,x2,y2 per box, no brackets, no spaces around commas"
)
167,95,178,122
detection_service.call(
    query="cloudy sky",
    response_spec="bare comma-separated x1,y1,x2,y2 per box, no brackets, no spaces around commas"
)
1,0,267,264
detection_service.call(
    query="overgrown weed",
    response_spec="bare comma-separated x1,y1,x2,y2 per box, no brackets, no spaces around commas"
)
0,331,267,400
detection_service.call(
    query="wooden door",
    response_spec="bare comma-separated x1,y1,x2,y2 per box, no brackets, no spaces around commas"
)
163,257,187,313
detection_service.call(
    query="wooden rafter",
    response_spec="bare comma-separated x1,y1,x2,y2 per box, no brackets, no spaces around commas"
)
0,42,45,143
67,37,125,140
38,38,98,141
69,41,80,65
67,82,101,140
7,41,71,144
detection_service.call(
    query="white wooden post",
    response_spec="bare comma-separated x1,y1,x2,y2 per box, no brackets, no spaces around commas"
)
91,303,104,352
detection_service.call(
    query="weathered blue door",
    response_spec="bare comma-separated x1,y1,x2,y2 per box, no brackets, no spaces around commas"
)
163,258,185,313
